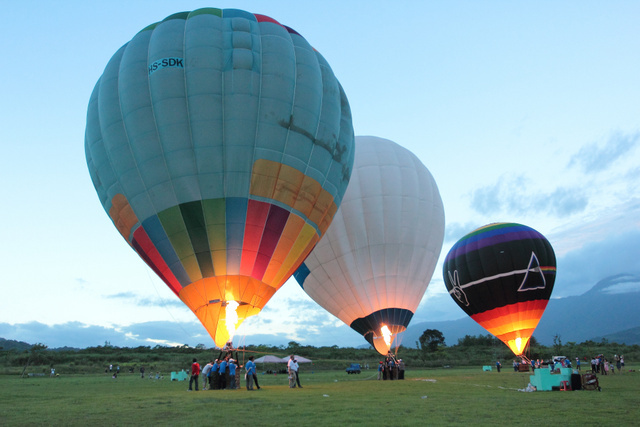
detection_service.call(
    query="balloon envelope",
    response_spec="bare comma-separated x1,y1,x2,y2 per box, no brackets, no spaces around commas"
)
443,223,556,356
85,8,354,347
295,136,445,355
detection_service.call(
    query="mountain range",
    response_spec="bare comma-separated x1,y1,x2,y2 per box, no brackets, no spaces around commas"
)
400,273,640,347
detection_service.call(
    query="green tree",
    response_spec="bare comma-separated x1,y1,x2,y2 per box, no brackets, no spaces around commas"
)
553,334,563,355
419,329,445,352
286,341,301,353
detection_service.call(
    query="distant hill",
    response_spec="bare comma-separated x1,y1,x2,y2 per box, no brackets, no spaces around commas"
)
0,338,31,351
0,338,80,352
400,273,640,347
592,326,640,345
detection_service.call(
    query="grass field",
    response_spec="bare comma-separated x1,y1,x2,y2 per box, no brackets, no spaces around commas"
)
0,366,638,426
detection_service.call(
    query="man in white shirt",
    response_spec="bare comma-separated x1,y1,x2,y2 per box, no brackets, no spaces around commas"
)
287,355,302,388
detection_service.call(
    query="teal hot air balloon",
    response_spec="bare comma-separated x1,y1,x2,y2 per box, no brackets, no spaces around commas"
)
85,8,355,347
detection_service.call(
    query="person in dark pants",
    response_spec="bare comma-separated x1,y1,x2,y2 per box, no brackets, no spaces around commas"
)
287,355,302,388
210,359,219,389
218,357,228,390
496,360,501,372
248,356,261,389
188,358,200,391
293,359,302,388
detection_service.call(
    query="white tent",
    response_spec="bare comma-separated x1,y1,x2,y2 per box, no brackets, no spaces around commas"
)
254,355,285,363
281,355,312,363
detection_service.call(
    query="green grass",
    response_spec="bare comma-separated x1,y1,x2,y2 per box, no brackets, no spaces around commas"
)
0,367,638,426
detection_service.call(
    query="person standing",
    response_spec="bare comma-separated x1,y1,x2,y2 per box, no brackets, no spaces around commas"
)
294,359,302,388
251,358,261,390
188,358,200,391
288,355,302,388
228,359,237,390
245,356,256,390
201,361,213,390
218,357,228,390
496,360,501,372
377,361,383,380
576,358,580,371
210,359,219,390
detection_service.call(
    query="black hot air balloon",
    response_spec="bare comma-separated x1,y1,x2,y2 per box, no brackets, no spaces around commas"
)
443,223,556,356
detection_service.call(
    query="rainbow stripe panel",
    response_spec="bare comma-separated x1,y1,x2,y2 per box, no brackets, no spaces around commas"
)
108,158,336,298
443,223,556,355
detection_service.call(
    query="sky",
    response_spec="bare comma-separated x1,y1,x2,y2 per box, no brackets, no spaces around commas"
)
1,0,639,350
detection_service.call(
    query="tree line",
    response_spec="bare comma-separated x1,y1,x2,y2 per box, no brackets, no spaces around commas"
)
1,331,638,376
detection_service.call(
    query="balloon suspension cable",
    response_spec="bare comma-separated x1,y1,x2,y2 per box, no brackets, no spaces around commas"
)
391,343,399,358
143,268,194,341
518,339,533,365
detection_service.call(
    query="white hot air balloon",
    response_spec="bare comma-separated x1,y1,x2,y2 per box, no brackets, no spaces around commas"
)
294,136,445,355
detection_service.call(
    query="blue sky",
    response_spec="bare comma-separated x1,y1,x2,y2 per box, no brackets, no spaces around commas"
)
1,1,639,349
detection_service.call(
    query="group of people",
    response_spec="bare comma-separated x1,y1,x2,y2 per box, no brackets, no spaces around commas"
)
502,354,626,375
589,354,624,375
377,355,405,380
189,355,262,391
187,353,305,391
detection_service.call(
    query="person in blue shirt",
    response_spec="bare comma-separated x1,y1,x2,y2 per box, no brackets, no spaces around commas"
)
218,357,228,390
245,356,256,390
211,359,219,389
228,359,237,389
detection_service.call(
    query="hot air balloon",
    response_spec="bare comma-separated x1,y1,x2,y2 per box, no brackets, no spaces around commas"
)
85,8,355,348
294,136,445,355
443,223,556,356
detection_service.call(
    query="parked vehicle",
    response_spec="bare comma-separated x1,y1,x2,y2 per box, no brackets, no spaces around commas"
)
346,363,361,374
